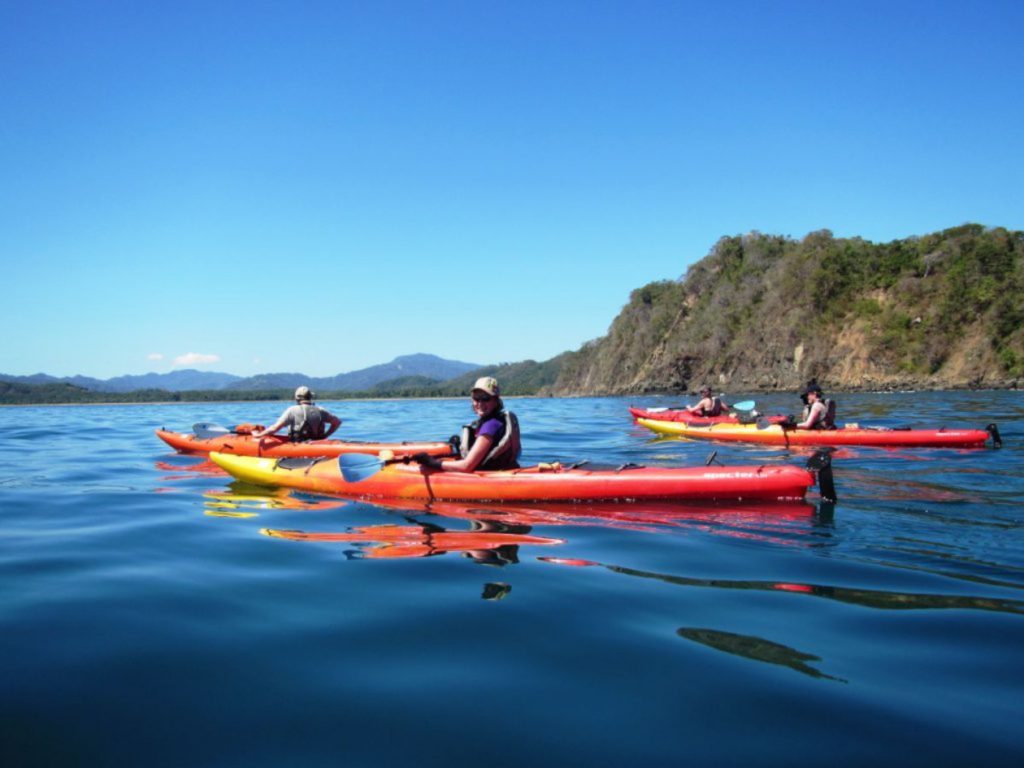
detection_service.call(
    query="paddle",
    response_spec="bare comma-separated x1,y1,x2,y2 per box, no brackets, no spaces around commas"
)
193,422,272,440
757,416,797,430
987,423,1003,448
338,452,413,482
652,398,754,413
806,449,837,503
757,415,796,448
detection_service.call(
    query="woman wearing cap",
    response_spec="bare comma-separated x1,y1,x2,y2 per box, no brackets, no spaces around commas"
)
685,387,729,417
795,382,835,430
252,386,342,441
414,377,521,472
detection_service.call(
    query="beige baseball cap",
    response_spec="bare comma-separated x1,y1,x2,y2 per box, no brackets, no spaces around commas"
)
471,377,499,396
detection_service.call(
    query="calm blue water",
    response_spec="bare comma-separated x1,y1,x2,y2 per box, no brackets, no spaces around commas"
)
2,392,1022,766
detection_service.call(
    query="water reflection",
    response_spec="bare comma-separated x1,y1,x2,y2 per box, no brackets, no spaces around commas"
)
251,494,827,562
539,559,1024,616
154,457,226,478
360,497,825,541
482,582,512,600
676,627,846,683
261,519,563,561
202,487,348,517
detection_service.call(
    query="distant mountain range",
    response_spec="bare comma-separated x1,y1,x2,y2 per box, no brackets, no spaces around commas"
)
0,354,481,393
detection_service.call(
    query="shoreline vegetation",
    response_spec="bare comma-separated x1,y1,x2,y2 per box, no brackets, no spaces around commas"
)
4,224,1021,406
2,381,1018,408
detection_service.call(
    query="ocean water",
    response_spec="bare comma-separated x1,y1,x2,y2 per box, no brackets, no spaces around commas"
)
1,391,1022,766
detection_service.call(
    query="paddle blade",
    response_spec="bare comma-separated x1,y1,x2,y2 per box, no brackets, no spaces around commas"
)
807,449,837,502
986,423,1002,448
806,448,834,471
338,453,386,483
732,400,755,412
193,423,231,439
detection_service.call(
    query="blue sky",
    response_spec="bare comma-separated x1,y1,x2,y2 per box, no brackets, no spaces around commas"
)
3,1,1022,378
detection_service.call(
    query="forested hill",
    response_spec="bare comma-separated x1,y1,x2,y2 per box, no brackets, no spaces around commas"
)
4,224,1021,405
549,224,1024,395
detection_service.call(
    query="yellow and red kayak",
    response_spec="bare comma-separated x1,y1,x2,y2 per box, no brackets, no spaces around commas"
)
636,417,1000,448
209,451,823,503
156,428,453,459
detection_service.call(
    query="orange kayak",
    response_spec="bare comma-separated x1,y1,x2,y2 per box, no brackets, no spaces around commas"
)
209,451,824,503
155,428,454,459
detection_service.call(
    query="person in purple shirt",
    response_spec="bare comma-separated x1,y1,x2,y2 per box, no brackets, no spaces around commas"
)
414,377,521,472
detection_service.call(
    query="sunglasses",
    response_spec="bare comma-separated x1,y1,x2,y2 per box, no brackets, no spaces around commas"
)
472,393,494,403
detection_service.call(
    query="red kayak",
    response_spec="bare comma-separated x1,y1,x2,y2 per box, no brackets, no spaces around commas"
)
629,406,788,426
156,427,454,459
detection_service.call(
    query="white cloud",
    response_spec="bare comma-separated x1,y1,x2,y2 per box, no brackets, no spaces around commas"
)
147,353,164,361
173,352,221,367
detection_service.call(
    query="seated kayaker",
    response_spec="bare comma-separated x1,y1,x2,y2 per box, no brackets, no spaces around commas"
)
414,377,521,472
251,386,342,441
686,387,729,417
795,382,836,430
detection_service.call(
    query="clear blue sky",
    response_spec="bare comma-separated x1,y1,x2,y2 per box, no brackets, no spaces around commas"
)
3,1,1022,378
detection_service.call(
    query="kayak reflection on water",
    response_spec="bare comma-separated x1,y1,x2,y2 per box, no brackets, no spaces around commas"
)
256,495,828,560
260,518,562,561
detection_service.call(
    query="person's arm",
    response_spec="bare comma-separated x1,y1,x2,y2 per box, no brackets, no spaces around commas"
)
252,409,290,438
322,412,342,439
441,433,493,472
686,397,711,414
420,433,494,473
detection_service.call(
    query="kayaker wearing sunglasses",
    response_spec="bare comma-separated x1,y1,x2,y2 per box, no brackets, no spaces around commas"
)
414,376,521,472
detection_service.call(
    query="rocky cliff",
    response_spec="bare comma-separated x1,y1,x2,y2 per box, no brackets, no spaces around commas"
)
549,224,1023,394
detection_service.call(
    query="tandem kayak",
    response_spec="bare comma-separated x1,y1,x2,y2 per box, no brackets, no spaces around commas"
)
209,451,831,503
636,417,1002,449
156,427,454,459
628,406,789,426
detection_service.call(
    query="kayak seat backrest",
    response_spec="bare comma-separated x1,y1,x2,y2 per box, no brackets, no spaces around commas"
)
822,399,837,430
276,457,323,471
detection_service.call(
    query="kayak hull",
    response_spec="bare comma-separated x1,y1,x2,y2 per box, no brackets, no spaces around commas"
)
209,452,816,503
156,429,453,458
636,418,993,448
